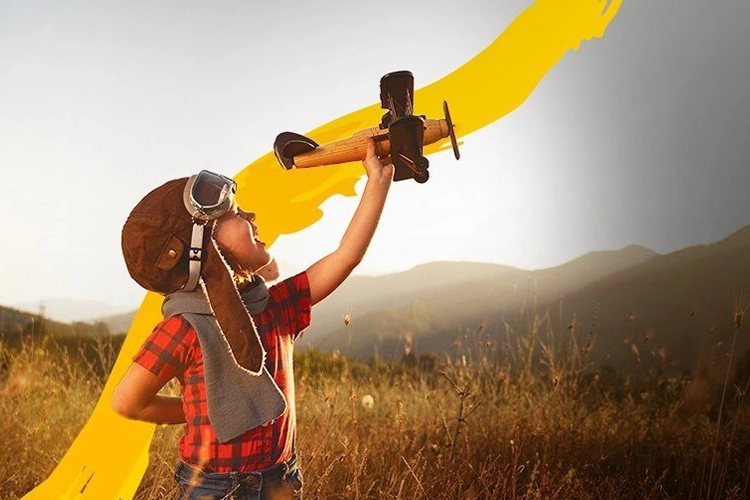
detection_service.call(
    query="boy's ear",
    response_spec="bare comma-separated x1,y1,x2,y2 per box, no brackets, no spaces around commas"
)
200,236,266,375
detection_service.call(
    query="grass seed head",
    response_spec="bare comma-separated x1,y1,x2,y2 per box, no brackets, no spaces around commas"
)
361,394,374,410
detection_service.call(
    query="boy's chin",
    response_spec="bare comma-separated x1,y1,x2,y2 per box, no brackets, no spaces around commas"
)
256,255,280,281
253,254,272,270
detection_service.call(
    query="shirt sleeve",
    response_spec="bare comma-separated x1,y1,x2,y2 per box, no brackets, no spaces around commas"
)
132,315,193,381
268,271,312,340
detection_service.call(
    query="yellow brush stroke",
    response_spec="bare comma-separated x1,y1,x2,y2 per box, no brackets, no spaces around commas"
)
22,0,622,498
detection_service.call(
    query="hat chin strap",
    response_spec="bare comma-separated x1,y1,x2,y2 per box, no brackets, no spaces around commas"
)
183,222,206,292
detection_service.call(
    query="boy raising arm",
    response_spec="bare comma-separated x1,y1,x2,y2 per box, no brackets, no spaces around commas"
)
306,137,394,306
112,137,393,425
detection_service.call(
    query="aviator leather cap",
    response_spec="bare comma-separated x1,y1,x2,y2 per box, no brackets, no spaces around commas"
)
121,177,266,375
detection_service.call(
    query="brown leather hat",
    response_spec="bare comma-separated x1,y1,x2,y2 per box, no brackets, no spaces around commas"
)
122,178,195,294
121,176,265,375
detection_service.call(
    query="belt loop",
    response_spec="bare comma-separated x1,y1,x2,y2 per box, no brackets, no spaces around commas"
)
221,478,242,500
230,471,239,494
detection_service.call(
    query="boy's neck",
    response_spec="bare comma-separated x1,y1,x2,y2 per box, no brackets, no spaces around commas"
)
236,274,260,293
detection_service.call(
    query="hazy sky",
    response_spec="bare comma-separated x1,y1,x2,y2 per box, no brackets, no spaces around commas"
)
2,0,749,313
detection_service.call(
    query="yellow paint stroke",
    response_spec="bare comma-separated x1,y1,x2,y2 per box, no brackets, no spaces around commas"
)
23,0,622,498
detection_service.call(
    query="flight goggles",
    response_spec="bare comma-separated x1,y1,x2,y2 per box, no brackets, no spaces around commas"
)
181,170,237,291
183,170,237,221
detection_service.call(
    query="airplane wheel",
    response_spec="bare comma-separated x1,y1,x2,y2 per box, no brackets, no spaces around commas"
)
416,157,429,171
414,170,429,183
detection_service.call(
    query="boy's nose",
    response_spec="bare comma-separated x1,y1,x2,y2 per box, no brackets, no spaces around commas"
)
240,210,256,222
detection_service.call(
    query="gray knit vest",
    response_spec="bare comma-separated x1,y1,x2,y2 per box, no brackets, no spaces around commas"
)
161,282,287,443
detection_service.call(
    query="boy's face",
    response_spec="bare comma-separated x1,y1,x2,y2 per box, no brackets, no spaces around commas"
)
214,206,272,274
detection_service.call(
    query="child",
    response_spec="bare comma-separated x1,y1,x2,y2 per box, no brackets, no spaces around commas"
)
113,138,393,499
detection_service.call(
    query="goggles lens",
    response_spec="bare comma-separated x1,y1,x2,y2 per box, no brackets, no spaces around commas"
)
184,170,237,221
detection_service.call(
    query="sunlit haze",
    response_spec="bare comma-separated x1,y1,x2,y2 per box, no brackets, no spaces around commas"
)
2,0,749,315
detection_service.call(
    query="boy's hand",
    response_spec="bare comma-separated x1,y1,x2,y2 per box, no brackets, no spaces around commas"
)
363,137,394,185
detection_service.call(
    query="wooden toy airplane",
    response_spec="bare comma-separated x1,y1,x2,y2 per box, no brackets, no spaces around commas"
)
273,70,460,183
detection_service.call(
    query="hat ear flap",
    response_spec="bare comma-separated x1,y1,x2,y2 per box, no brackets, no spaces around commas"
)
200,230,265,375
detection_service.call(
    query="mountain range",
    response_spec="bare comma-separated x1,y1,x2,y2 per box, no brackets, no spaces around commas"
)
298,225,750,374
4,225,748,375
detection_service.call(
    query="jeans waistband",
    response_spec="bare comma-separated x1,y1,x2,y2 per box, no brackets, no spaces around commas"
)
175,454,298,491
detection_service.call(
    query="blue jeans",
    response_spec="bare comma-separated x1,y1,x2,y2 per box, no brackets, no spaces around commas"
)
173,455,303,500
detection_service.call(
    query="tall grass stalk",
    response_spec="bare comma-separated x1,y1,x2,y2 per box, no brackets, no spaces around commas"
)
707,290,748,499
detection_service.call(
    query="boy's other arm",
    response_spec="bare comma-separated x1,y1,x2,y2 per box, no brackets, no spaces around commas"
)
111,363,186,425
306,137,394,306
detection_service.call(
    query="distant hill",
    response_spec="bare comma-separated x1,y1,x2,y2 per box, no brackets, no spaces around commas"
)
545,224,750,373
93,310,138,335
308,225,750,375
300,261,520,344
0,304,110,347
12,298,129,324
299,245,658,352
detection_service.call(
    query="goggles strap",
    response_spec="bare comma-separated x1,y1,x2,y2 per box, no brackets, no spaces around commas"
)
184,223,206,292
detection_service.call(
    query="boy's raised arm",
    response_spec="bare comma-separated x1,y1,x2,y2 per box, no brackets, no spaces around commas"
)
306,137,394,306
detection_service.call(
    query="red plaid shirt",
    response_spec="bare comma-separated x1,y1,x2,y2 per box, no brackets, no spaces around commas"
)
133,271,311,472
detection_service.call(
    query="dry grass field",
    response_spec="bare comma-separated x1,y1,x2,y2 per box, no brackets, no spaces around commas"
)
2,305,750,500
